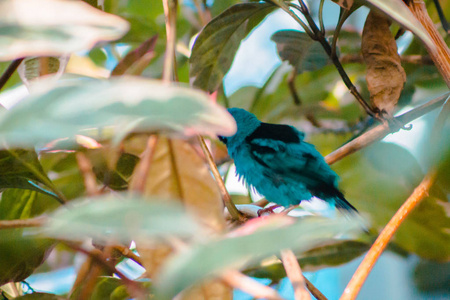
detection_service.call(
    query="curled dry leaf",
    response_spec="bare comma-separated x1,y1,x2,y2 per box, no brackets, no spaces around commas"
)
362,10,406,115
133,137,231,299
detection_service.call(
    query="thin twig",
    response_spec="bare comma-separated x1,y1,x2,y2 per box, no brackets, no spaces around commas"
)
64,242,148,299
162,0,178,82
197,136,245,222
318,0,325,34
287,2,376,118
281,249,311,300
76,152,100,196
0,216,46,229
340,170,437,300
304,277,328,300
0,58,24,91
325,92,449,165
114,244,144,266
130,135,159,193
222,270,283,300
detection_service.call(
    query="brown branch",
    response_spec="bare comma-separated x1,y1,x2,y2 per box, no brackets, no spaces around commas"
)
340,170,437,300
0,58,23,91
304,277,328,300
113,244,144,266
408,0,450,87
281,249,311,300
0,216,46,229
222,270,284,300
325,92,449,165
197,136,245,223
76,152,100,196
162,0,177,82
64,242,148,299
130,135,159,193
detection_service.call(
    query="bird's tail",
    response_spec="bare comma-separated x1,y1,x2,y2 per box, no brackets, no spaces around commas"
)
334,190,358,213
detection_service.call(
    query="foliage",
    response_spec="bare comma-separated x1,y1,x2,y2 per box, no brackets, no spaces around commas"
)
0,0,448,299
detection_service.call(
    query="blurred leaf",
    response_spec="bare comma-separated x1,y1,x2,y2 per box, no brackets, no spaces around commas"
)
414,260,450,292
0,149,60,200
111,35,158,76
0,189,54,285
190,2,277,92
155,216,361,299
13,293,65,300
271,30,331,73
0,0,129,61
92,151,140,190
245,240,370,280
326,141,450,260
362,11,406,115
134,137,231,299
364,0,434,49
0,77,237,148
43,194,201,243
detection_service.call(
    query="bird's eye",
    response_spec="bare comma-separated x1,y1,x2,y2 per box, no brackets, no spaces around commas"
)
218,136,228,144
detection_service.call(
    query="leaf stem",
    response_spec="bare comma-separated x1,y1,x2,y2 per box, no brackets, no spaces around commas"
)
0,58,23,91
197,136,245,223
281,249,311,300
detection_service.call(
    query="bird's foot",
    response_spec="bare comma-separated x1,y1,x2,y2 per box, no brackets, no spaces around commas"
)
257,205,282,216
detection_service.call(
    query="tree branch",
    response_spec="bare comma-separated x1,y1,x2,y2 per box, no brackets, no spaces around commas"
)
340,170,437,300
0,58,23,91
0,216,45,229
325,92,449,165
281,249,311,300
304,276,328,300
64,242,148,299
222,270,284,300
197,136,246,223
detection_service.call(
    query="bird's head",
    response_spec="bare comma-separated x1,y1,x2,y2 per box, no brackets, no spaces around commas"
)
218,108,261,147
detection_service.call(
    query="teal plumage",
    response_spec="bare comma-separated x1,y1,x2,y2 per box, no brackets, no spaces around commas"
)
219,108,357,212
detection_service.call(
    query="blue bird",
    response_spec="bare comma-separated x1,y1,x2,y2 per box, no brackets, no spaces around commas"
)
219,108,357,213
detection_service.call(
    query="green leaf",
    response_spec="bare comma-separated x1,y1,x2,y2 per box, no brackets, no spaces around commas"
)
190,2,277,92
111,35,158,76
245,240,370,280
364,0,434,49
0,0,129,61
0,189,54,285
0,77,237,148
155,217,361,299
43,194,201,243
271,30,331,73
0,149,60,201
91,151,140,190
13,293,65,300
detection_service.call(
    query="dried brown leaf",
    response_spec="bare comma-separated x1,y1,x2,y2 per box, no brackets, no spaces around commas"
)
362,10,406,115
133,136,230,299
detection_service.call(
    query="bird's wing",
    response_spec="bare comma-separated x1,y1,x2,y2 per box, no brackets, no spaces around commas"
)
247,137,338,188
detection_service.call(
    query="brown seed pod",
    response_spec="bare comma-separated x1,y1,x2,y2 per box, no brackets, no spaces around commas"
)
362,10,406,116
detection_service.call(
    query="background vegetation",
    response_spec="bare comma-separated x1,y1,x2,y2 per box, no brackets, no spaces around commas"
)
0,0,448,299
